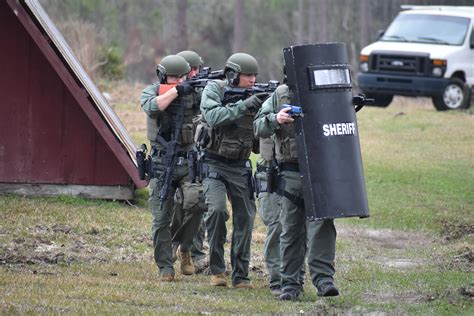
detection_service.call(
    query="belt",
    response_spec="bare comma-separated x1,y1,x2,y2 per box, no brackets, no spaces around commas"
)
204,152,245,165
278,162,300,173
158,150,187,158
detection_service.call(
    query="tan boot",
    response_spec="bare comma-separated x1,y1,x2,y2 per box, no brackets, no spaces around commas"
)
179,250,195,275
159,273,174,282
210,272,227,286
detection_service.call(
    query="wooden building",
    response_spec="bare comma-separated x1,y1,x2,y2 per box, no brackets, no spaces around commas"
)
0,0,147,200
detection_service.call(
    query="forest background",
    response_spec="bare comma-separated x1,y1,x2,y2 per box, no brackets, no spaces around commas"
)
39,0,474,86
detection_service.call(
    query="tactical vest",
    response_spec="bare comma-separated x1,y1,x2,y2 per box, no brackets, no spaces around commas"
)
274,86,299,163
205,80,256,160
259,137,274,162
147,84,199,151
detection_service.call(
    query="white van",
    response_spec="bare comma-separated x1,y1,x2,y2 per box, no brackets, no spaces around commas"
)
357,6,474,111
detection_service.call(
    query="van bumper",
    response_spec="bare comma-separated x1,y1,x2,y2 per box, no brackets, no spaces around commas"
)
357,73,449,97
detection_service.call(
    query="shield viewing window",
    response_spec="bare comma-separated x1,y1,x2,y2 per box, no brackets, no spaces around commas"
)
308,65,352,90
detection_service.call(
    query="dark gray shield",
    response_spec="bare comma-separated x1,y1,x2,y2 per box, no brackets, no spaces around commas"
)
283,43,369,221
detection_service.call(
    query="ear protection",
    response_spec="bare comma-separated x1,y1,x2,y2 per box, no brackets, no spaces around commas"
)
225,69,239,86
156,65,167,84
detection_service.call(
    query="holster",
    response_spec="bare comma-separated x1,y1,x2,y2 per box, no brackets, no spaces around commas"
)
245,160,255,200
187,150,203,183
266,162,279,194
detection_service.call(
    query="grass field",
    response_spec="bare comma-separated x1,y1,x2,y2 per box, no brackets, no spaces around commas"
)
1,89,473,314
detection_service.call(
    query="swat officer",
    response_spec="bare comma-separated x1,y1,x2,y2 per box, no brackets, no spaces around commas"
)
254,84,339,300
140,54,205,282
199,53,264,288
170,50,208,270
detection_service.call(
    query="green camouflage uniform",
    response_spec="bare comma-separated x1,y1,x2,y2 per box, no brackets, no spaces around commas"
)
141,82,205,277
199,80,257,286
254,84,337,295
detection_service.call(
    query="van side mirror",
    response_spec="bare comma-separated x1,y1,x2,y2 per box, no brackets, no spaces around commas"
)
376,30,385,41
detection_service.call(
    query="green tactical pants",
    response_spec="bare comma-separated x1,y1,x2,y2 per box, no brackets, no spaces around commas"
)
256,169,282,288
170,182,207,252
202,158,256,286
191,218,206,261
279,170,336,293
150,155,204,277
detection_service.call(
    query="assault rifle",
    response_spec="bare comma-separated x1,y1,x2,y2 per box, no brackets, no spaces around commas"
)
156,98,187,204
223,80,280,104
186,67,225,89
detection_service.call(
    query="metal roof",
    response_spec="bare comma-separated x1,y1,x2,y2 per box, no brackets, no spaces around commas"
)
24,0,139,166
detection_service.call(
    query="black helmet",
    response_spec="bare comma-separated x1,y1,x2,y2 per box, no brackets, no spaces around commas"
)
156,55,191,83
177,50,204,69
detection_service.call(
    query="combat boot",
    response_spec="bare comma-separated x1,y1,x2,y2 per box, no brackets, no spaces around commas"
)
210,272,227,286
159,273,174,282
317,282,339,297
178,250,195,275
269,285,282,296
279,288,299,301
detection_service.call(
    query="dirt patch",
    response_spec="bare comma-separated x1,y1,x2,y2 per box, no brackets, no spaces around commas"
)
439,219,474,241
459,285,474,301
444,245,474,273
0,224,151,266
337,224,435,270
366,293,436,304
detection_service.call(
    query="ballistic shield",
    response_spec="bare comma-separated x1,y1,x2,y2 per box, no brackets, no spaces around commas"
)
283,43,369,220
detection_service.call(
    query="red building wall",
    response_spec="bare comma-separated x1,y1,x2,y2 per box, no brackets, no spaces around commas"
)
0,1,131,186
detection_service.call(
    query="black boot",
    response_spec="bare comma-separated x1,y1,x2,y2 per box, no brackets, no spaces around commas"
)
279,288,300,301
317,282,339,297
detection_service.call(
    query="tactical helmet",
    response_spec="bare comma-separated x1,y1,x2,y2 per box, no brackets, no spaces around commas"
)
177,50,204,68
156,55,191,79
225,53,259,75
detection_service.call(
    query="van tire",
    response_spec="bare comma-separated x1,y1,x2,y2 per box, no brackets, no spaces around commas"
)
366,93,393,107
432,78,470,111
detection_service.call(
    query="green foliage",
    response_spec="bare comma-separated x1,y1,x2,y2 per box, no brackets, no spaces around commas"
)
99,46,125,80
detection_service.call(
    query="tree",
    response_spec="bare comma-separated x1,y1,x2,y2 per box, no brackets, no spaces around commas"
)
232,0,245,52
175,0,188,52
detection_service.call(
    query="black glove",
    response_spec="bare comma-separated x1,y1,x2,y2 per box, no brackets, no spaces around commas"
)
242,94,264,110
176,81,194,96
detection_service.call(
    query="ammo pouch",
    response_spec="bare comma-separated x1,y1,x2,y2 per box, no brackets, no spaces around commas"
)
181,123,195,145
277,136,299,161
181,182,207,213
213,123,253,160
